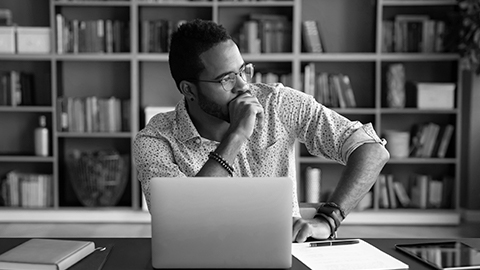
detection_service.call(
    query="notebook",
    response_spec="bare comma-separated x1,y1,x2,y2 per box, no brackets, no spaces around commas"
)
0,239,95,270
150,177,293,269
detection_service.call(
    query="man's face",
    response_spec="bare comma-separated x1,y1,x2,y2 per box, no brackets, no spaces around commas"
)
195,39,249,122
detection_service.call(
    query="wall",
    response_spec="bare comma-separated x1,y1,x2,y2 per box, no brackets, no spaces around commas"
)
462,71,480,210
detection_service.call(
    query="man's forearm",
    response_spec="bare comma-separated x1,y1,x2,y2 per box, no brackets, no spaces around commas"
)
196,131,246,177
328,143,390,216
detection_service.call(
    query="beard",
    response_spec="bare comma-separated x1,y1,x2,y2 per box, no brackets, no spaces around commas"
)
197,89,230,123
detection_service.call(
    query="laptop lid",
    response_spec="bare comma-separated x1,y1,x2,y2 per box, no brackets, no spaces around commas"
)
150,177,292,269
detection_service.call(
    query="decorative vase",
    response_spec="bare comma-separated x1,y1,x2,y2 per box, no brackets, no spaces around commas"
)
386,63,406,108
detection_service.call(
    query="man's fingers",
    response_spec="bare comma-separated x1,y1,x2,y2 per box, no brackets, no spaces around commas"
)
292,218,312,243
295,229,311,243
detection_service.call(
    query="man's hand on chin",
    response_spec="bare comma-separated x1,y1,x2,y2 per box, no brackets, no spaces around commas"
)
292,217,332,243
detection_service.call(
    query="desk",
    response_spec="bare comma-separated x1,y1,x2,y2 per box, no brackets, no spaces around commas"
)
1,238,479,270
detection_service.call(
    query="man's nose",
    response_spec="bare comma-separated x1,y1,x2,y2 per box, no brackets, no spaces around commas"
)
232,73,250,94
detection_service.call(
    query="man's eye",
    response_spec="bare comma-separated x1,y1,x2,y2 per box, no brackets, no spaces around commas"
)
221,74,235,83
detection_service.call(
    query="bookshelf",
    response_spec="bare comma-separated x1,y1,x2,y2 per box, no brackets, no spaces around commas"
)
0,0,462,225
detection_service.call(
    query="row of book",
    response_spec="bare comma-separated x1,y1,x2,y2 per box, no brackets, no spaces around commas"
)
0,71,35,106
410,123,454,158
0,171,53,208
382,15,446,53
57,96,130,133
369,174,453,210
253,72,292,86
140,19,178,53
56,14,130,54
303,63,357,108
236,14,292,54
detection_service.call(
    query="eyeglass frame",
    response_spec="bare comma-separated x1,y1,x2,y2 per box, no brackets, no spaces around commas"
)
188,63,255,92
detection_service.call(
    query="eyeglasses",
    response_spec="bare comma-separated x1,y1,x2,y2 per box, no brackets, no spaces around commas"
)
192,63,254,92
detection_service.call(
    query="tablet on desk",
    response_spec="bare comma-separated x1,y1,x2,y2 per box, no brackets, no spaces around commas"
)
395,241,480,270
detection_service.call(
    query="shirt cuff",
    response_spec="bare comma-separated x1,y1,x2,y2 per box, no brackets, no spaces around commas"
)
342,123,387,162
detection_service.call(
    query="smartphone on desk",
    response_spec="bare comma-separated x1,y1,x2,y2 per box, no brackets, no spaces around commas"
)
395,241,480,270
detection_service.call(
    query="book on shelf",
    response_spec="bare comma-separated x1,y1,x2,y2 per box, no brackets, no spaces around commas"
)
436,124,454,158
373,174,413,209
0,239,95,270
0,171,53,208
56,14,129,54
0,71,35,106
409,123,454,158
374,174,390,209
140,19,173,53
253,71,292,86
429,179,443,208
302,65,357,108
237,14,291,54
57,96,130,133
393,181,410,208
301,20,324,53
410,174,429,209
386,174,397,209
383,14,447,53
409,174,453,209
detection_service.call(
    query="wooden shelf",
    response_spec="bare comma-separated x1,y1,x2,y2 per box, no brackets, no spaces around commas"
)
379,53,459,61
380,108,458,114
382,0,457,6
57,132,132,138
0,106,53,113
0,156,55,163
54,1,131,6
55,54,132,61
299,53,378,62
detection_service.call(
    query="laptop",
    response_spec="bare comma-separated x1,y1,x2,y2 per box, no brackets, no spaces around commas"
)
150,177,293,269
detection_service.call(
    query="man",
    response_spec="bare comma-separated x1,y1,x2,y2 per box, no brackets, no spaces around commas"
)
133,19,389,243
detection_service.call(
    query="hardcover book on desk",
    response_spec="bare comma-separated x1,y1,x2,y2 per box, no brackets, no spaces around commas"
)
0,239,95,270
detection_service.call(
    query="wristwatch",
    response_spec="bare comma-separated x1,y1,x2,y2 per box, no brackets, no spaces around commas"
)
314,202,345,239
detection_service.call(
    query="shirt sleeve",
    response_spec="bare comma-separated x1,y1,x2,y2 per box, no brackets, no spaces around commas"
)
342,122,387,162
133,130,186,211
275,85,384,165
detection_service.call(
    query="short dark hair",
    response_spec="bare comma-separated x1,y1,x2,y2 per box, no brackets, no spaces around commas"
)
169,19,232,91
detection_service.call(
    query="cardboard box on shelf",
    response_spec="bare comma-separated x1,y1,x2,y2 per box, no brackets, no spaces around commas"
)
416,82,455,109
16,27,51,54
0,26,15,53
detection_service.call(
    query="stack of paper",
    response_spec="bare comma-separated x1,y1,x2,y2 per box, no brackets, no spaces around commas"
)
292,239,408,270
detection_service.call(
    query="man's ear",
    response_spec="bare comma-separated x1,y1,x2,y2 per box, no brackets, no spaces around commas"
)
179,81,197,101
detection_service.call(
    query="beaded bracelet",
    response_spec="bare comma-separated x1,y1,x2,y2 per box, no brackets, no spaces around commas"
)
208,151,234,177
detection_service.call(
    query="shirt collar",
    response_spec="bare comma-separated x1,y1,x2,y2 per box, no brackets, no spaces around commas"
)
174,98,202,143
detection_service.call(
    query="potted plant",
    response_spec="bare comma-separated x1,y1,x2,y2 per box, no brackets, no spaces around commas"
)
457,0,480,74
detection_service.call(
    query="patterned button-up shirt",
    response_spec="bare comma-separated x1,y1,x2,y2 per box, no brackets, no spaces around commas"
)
133,83,385,217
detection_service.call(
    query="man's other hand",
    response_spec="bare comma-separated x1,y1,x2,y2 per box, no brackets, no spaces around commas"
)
292,217,332,243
